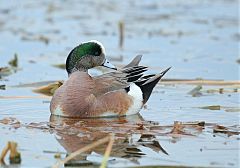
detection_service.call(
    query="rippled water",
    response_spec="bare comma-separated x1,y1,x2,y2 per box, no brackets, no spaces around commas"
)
0,0,239,167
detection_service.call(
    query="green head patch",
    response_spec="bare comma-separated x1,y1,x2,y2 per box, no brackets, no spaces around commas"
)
66,41,104,74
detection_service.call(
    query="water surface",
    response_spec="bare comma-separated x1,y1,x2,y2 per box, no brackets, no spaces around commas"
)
0,0,239,167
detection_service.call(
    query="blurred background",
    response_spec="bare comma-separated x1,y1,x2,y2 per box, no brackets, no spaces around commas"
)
0,0,239,84
0,1,239,167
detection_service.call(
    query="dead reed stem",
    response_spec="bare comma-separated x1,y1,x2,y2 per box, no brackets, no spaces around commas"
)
100,134,115,168
161,79,240,86
52,136,111,168
119,21,124,49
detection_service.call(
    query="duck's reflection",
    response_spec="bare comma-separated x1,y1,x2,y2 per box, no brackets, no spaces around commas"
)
49,114,168,166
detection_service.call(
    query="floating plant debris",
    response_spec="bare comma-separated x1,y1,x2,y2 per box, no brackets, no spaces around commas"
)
8,53,18,68
188,85,202,97
200,105,221,110
21,34,50,45
0,54,20,78
0,67,12,77
0,1,239,167
213,125,240,136
161,79,240,86
0,117,21,129
0,141,21,165
0,85,6,90
52,63,66,69
33,81,63,96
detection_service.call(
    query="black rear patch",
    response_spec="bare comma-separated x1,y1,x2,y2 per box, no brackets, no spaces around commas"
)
125,86,130,93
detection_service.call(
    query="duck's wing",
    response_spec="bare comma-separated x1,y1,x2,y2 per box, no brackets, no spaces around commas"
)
123,55,142,68
93,55,143,96
93,66,147,96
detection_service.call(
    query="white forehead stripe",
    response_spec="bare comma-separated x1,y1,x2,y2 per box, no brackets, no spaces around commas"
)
87,40,106,55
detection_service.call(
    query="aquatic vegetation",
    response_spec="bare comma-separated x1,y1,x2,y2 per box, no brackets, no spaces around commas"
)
0,0,239,167
0,141,21,165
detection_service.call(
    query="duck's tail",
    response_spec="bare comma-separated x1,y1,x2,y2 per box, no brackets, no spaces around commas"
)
135,67,171,104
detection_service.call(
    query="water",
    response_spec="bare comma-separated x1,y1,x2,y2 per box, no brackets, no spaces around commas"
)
0,0,239,167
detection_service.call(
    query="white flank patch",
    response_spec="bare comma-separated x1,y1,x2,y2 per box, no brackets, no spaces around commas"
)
100,111,118,117
126,83,143,115
54,105,65,116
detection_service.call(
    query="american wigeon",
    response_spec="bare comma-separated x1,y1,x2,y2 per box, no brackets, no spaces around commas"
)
50,40,170,117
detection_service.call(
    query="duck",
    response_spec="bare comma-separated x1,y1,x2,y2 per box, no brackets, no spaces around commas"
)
50,40,170,118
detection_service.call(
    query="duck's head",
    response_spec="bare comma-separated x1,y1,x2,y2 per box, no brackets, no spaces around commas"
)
66,40,116,75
